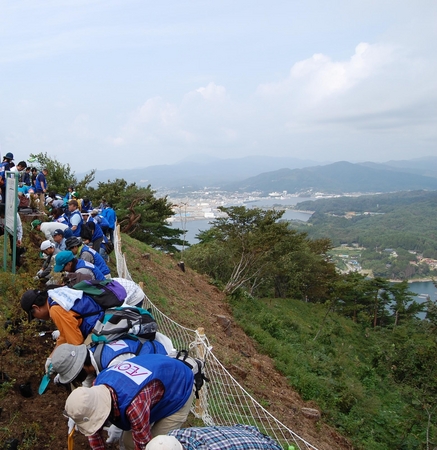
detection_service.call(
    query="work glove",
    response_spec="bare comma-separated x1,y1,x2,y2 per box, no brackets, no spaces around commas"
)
36,269,44,277
53,374,61,385
33,275,40,281
67,418,77,434
104,424,123,444
45,357,53,376
51,330,60,341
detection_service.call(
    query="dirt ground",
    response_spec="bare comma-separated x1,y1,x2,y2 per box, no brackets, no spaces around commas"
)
0,229,353,450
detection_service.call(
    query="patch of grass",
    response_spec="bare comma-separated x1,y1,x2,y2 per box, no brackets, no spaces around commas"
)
228,295,437,449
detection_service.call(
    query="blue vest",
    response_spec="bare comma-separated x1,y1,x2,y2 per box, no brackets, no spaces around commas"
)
95,354,194,430
34,172,47,193
79,245,110,275
81,200,93,211
75,259,105,280
90,215,110,229
67,210,83,237
98,216,110,229
0,161,10,177
90,338,168,371
48,294,104,339
55,215,69,226
91,222,104,241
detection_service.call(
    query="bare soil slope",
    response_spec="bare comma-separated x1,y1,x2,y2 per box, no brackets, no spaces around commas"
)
0,234,353,449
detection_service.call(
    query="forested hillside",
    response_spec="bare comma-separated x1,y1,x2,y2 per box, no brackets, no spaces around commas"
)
224,162,437,195
291,190,437,278
184,205,437,449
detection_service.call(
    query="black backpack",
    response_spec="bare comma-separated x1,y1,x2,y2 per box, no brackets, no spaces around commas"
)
175,349,209,398
104,241,114,254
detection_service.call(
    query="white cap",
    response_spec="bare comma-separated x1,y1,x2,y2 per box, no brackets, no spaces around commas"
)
40,240,55,251
146,435,183,449
64,385,111,436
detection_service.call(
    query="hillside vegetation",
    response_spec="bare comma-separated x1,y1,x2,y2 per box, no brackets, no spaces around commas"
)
184,205,437,449
224,162,437,195
7,156,435,449
292,190,437,278
230,294,437,449
0,228,350,450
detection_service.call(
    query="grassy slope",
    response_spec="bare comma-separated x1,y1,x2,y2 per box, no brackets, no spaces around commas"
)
229,295,433,450
120,234,353,450
124,236,434,449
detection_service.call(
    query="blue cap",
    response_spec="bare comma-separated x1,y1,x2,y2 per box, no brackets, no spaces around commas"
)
53,251,75,272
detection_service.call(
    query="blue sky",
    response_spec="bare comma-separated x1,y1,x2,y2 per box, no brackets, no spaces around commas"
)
1,0,436,171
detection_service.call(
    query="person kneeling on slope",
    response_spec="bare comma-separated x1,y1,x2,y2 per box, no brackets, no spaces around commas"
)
64,354,195,450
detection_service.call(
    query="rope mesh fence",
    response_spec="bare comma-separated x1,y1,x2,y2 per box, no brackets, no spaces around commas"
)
113,225,320,450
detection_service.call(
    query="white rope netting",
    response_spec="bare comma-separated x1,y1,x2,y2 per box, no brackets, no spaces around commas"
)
113,225,319,450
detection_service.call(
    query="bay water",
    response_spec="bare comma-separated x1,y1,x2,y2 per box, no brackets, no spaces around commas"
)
173,196,315,245
172,197,436,318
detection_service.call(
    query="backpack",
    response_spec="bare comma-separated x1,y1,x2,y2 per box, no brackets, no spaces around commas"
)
91,306,158,343
72,279,127,309
18,195,30,209
90,337,164,372
174,349,209,399
104,241,114,254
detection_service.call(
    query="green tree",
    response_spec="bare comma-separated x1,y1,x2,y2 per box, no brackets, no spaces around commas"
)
27,157,184,252
207,207,290,295
187,206,337,298
84,178,129,208
389,281,423,327
29,152,95,195
334,272,374,323
269,235,337,302
368,277,390,328
189,207,286,295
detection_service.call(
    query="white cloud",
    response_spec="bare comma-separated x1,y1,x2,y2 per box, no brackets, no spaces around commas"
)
102,34,437,167
196,82,227,101
257,42,395,105
108,83,235,153
107,97,183,148
254,40,437,144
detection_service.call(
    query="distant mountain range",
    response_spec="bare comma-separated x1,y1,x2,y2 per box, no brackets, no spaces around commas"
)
224,159,437,195
360,157,437,179
85,156,321,189
84,155,437,194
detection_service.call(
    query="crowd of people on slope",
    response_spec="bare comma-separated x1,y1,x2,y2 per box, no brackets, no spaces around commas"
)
1,153,282,450
0,153,117,270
